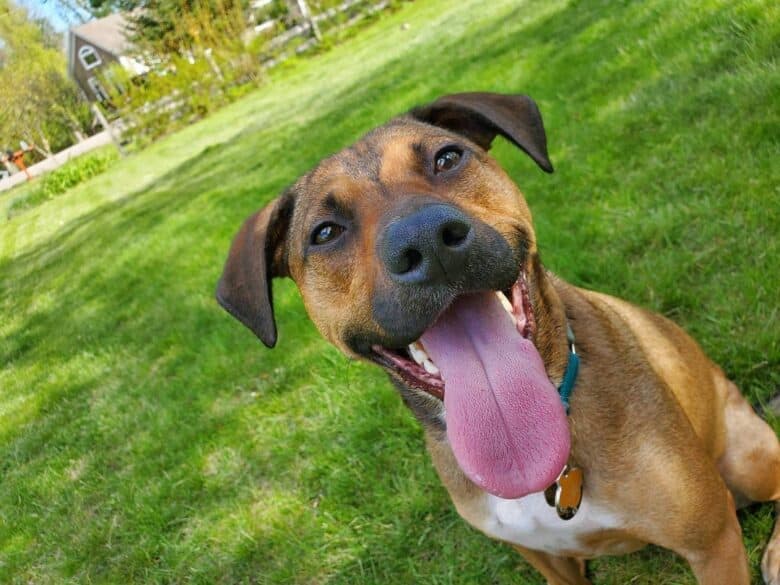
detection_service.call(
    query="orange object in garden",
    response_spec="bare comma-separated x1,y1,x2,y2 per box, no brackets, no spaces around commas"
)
10,143,35,180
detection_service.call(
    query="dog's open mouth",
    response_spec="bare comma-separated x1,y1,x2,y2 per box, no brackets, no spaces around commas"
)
371,269,570,500
371,271,536,400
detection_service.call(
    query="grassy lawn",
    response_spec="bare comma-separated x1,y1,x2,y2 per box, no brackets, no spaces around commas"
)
1,0,778,582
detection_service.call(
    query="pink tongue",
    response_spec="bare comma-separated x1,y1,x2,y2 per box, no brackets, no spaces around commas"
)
420,292,570,499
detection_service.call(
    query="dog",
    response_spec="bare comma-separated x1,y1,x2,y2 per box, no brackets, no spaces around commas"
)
216,92,780,584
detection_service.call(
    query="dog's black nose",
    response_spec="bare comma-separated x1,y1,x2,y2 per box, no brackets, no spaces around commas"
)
379,204,474,284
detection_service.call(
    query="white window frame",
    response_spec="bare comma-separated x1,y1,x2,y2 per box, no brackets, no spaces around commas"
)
87,76,110,102
78,45,102,70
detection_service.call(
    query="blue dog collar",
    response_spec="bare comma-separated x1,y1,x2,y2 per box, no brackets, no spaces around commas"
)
558,324,579,414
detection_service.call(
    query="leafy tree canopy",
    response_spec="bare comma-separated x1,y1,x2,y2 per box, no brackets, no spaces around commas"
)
0,0,91,157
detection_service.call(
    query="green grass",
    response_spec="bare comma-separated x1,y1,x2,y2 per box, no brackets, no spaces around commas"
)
1,0,778,582
5,147,120,220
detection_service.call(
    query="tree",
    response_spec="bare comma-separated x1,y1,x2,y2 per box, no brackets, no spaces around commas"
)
128,0,249,55
52,0,250,55
0,0,91,158
51,0,118,21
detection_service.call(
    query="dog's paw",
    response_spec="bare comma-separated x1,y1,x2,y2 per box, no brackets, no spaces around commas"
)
763,535,780,585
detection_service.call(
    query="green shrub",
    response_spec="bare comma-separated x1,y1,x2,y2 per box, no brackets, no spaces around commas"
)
6,147,119,219
105,0,397,148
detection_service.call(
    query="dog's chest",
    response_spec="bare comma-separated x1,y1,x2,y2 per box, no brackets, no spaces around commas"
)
472,491,623,555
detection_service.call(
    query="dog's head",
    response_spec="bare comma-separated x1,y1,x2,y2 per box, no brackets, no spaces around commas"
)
217,92,571,499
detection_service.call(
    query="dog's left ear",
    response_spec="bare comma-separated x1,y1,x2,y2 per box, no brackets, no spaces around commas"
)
216,190,295,348
410,92,553,173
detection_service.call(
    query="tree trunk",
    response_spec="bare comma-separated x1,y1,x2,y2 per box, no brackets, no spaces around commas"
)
34,126,53,157
91,103,126,157
64,111,87,142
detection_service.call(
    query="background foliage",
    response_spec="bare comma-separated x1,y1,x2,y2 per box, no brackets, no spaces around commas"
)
98,0,393,146
0,0,92,160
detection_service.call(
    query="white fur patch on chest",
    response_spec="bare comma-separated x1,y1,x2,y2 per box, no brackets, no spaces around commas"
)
474,491,622,555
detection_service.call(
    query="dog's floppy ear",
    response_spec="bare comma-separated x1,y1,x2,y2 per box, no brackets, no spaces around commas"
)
410,92,553,173
216,190,295,347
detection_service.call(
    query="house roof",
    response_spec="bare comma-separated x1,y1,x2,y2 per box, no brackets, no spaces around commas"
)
67,12,136,79
71,12,132,57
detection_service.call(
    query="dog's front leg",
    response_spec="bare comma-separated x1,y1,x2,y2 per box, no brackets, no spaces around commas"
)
677,491,750,584
512,544,589,585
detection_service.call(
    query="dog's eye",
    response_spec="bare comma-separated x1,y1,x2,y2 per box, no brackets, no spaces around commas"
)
434,148,463,174
311,222,345,246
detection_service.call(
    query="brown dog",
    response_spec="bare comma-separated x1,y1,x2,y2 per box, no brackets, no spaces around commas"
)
217,92,780,584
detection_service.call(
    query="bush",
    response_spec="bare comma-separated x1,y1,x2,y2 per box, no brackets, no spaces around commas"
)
106,0,397,148
6,147,119,219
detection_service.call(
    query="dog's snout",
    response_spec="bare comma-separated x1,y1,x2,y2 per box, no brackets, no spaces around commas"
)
380,204,474,284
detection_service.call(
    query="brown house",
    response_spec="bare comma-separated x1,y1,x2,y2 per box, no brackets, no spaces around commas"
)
67,13,147,103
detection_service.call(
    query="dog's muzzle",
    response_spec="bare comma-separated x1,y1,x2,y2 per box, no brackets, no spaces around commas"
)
364,197,521,351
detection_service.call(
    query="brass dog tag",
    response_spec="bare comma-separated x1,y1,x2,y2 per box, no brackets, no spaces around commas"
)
544,465,583,520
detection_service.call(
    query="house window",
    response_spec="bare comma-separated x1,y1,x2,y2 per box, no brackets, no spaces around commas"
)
79,45,101,70
87,76,110,102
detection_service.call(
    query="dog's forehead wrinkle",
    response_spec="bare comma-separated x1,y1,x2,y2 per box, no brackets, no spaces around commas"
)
378,139,424,188
315,121,472,194
320,192,353,216
340,140,381,179
302,126,452,207
302,118,481,195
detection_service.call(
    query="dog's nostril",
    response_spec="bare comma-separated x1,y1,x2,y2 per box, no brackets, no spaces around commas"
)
441,221,470,248
397,248,423,274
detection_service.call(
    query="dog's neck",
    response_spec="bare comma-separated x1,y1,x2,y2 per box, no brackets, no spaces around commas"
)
528,253,572,389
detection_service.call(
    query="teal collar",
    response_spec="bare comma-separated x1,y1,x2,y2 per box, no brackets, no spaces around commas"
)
558,324,579,414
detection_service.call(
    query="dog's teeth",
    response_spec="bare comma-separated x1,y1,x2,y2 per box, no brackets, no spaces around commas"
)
408,342,429,366
409,342,439,374
496,291,513,313
496,291,517,325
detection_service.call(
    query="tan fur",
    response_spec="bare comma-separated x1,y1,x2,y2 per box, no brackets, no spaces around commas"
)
219,103,780,583
764,504,780,585
511,545,589,585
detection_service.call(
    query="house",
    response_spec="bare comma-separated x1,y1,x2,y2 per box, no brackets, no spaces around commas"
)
67,13,148,103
